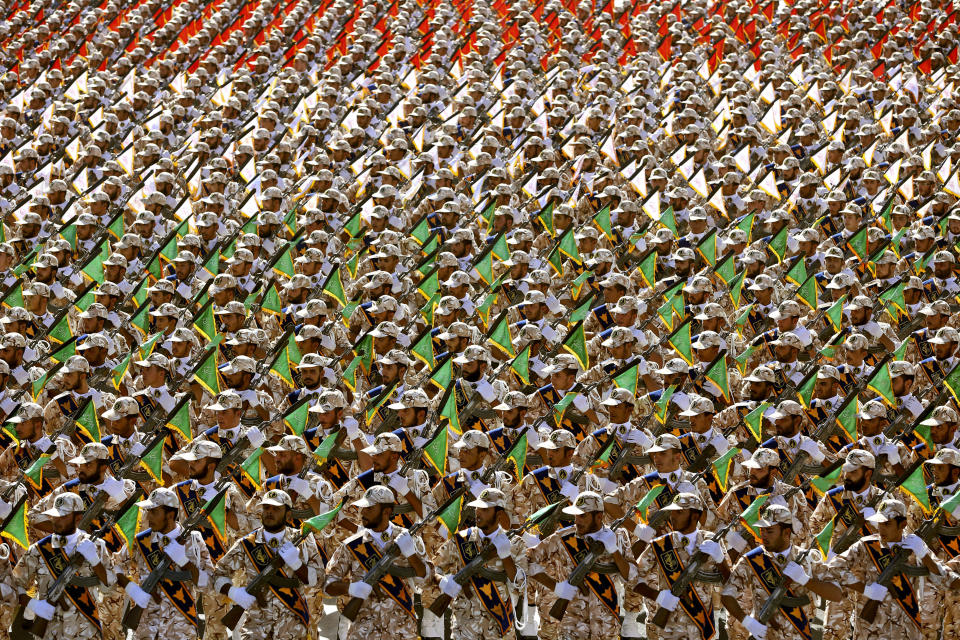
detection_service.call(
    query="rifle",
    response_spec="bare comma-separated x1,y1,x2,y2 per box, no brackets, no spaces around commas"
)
548,502,639,621
752,546,815,632
13,493,140,640
650,519,736,627
220,495,311,629
120,485,231,631
858,510,939,623
341,486,467,621
536,436,614,537
830,458,924,555
607,411,657,481
427,516,539,617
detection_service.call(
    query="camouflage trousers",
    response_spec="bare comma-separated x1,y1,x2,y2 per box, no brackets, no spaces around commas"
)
126,594,202,640
822,593,857,640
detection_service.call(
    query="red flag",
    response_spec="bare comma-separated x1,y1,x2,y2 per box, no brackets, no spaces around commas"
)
872,61,885,78
918,57,932,74
949,45,959,64
657,34,671,61
618,37,636,65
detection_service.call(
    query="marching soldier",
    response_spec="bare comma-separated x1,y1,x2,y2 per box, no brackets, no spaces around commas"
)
722,504,842,640
433,430,515,529
527,491,632,640
12,492,115,640
633,492,727,640
830,499,942,640
434,488,521,640
214,489,324,640
114,487,214,640
324,485,432,639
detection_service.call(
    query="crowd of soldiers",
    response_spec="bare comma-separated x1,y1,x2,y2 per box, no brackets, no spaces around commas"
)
1,0,960,637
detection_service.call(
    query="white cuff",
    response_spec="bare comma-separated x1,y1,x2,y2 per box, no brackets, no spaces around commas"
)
348,581,373,599
554,580,578,601
439,575,462,599
125,582,152,609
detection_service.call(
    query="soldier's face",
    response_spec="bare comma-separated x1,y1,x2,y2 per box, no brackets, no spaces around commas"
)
931,463,955,485
51,512,79,535
760,523,789,551
457,446,483,469
749,466,772,488
145,506,171,531
275,451,299,475
650,450,679,473
360,504,387,529
667,509,696,532
371,451,393,473
261,504,288,531
475,506,497,530
876,519,904,542
608,403,632,423
842,467,869,492
78,460,101,484
574,511,601,536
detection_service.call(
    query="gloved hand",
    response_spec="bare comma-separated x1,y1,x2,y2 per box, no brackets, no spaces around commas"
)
655,589,680,611
279,542,303,570
625,429,651,447
727,529,748,553
0,499,10,520
439,575,462,599
127,442,146,457
572,394,589,412
861,507,877,520
245,426,265,449
490,530,512,559
586,527,619,554
554,580,578,601
700,540,724,563
33,436,53,452
99,475,127,501
228,586,257,609
798,439,825,463
783,561,809,585
287,476,312,499
395,531,416,557
900,534,929,560
77,539,100,566
559,482,579,500
164,540,188,567
742,615,767,639
475,379,496,402
522,532,540,549
348,581,373,599
878,443,901,465
387,474,408,496
864,582,888,602
344,417,361,439
635,523,656,543
125,582,153,609
26,598,55,621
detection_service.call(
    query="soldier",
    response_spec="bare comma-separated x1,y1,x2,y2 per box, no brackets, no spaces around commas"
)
527,491,632,640
0,402,74,496
255,434,334,524
324,485,432,639
434,488,521,640
114,487,214,640
12,492,115,640
722,503,842,640
634,492,727,640
572,387,653,484
214,489,324,640
433,430,515,529
830,499,942,640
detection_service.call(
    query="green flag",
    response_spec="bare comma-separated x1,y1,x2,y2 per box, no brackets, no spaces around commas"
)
272,245,295,279
814,519,835,559
613,362,640,397
796,369,818,408
737,212,755,242
322,266,347,307
417,268,440,301
439,386,460,435
568,295,594,325
866,363,895,406
166,398,192,441
637,485,666,523
510,345,531,386
557,227,581,265
695,229,717,266
846,225,868,260
739,494,771,540
438,492,464,534
302,501,345,535
743,402,769,443
561,321,589,370
113,500,140,551
410,329,435,368
138,434,165,482
24,454,51,490
428,357,454,391
192,349,220,396
283,400,311,436
193,302,218,343
826,295,846,331
491,233,510,262
767,226,788,262
836,395,858,442
1,281,23,309
486,312,515,358
0,497,28,550
714,254,736,287
313,430,340,462
784,257,807,287
654,385,676,424
667,319,694,365
637,250,657,288
423,424,449,474
76,399,100,443
537,202,554,236
727,269,746,308
81,238,111,283
703,354,731,401
795,275,818,311
592,205,614,242
505,433,527,480
900,464,932,514
48,314,72,345
711,447,740,493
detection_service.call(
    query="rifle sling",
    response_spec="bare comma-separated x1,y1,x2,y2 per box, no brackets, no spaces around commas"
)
386,565,417,579
475,567,508,582
937,524,960,537
266,575,302,589
69,576,101,588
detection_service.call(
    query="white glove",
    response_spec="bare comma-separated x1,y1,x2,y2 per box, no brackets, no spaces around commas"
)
387,474,408,496
635,523,656,543
127,442,146,457
727,529,748,553
344,417,360,439
861,507,877,520
287,476,312,499
797,439,825,463
0,499,10,520
878,443,901,465
395,530,416,557
522,532,540,549
164,540,188,567
655,589,680,611
26,598,55,621
900,534,929,560
490,530,512,559
699,540,724,563
572,394,589,412
783,561,809,585
554,580,578,601
348,581,373,599
279,542,303,570
475,379,496,402
625,429,651,447
99,475,127,501
77,539,100,566
587,527,619,554
125,582,152,609
559,482,579,500
228,586,257,609
742,615,767,639
33,436,53,452
863,582,888,602
439,575,463,599
245,426,265,449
